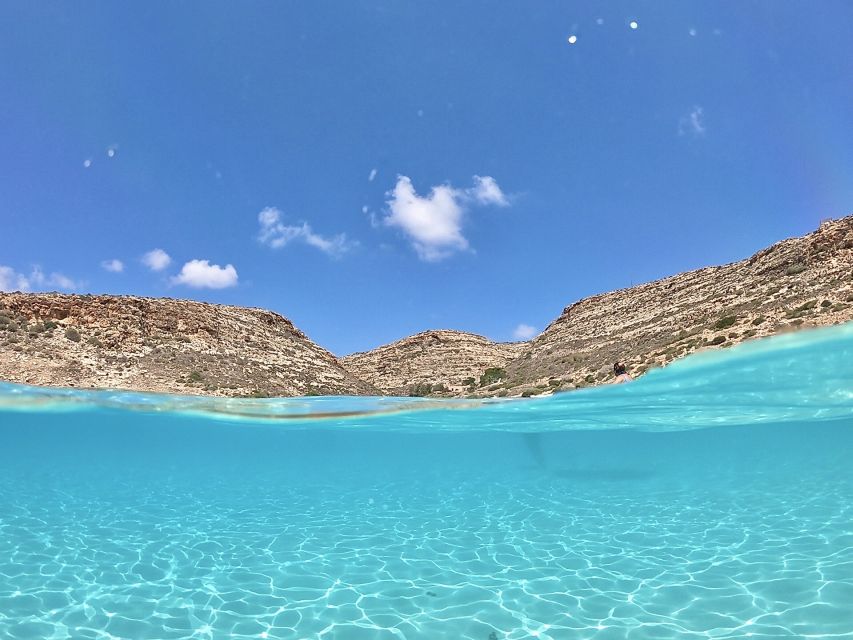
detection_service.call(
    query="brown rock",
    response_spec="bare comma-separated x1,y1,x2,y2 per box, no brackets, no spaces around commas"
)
503,214,853,394
342,330,524,396
339,215,853,398
0,294,377,397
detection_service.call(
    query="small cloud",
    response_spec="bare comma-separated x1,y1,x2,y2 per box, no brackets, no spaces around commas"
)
46,272,78,290
678,105,706,136
0,265,80,291
362,205,380,229
257,207,355,257
470,175,509,206
384,177,467,262
513,323,538,340
171,259,238,289
142,248,172,272
689,27,697,37
382,175,510,261
101,259,124,273
596,18,604,25
83,159,92,168
368,168,377,182
0,266,31,291
29,266,80,290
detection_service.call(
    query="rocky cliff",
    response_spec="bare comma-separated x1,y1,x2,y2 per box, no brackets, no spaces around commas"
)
0,294,376,397
500,215,853,396
339,216,852,398
341,330,525,395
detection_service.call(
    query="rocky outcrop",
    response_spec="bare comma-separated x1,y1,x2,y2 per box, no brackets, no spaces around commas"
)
501,215,853,396
341,330,525,395
0,294,377,397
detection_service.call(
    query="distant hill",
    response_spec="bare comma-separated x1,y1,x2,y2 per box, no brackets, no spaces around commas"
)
341,330,525,396
0,294,376,397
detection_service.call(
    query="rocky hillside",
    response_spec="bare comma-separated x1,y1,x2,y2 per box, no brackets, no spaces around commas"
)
0,294,376,397
499,215,853,396
338,216,852,399
2,216,851,400
341,330,525,395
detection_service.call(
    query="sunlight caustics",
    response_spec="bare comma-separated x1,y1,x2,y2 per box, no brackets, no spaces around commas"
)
0,325,852,639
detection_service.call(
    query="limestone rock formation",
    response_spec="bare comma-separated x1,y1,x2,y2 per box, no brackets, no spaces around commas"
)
502,215,853,396
339,216,852,398
0,294,376,397
341,330,525,396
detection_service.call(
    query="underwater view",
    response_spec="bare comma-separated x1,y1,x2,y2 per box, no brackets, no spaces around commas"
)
3,1,852,638
1,324,852,639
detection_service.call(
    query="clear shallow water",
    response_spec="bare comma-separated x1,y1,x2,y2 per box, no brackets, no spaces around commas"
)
1,325,852,639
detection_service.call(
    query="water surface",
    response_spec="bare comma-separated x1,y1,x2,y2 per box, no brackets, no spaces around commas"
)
1,325,852,639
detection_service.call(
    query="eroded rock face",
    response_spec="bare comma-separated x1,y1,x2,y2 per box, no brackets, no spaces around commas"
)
0,294,377,397
339,216,853,398
502,215,853,395
341,330,525,396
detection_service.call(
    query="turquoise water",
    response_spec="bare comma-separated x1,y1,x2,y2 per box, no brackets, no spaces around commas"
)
1,325,852,639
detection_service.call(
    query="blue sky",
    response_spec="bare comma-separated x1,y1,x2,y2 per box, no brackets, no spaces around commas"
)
1,1,851,355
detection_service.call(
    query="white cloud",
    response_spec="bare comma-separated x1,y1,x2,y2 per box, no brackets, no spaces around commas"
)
470,175,509,206
171,260,238,289
27,267,44,287
0,266,31,291
101,259,124,273
46,272,78,290
368,168,377,182
679,106,706,136
142,248,171,271
384,177,467,262
513,323,538,340
383,175,509,261
0,265,79,291
362,205,380,229
257,207,354,257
